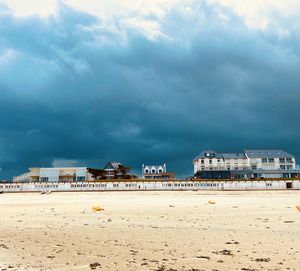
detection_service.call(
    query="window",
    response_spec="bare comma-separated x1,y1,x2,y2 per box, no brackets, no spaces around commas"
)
201,159,204,164
268,158,274,163
262,158,268,163
40,177,49,182
279,158,285,163
77,176,85,182
280,165,286,170
145,169,149,174
151,169,156,174
217,159,220,163
251,165,257,170
286,158,292,163
286,165,292,169
209,159,212,164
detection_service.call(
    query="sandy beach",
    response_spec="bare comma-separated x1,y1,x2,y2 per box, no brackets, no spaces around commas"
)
0,191,299,271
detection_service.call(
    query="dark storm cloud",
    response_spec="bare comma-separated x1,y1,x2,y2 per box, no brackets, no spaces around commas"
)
0,2,299,179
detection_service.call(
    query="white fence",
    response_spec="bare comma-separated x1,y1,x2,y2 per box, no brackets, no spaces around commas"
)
0,179,300,192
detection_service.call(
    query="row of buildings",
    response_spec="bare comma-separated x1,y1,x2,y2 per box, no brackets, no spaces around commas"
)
13,162,175,182
193,149,298,179
12,149,299,182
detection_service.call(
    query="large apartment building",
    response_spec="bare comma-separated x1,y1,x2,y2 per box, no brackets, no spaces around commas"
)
193,149,298,179
13,167,91,182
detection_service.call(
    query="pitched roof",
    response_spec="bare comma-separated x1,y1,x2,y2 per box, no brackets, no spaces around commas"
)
244,149,294,158
143,165,165,169
194,150,223,160
194,149,294,161
111,162,122,169
104,162,122,170
194,151,246,160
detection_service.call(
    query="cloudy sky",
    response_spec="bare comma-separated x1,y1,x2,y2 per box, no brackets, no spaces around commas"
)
0,0,299,179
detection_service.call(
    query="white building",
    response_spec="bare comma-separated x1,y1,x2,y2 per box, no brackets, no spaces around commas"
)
193,150,250,173
13,167,91,182
193,149,297,179
142,164,175,180
244,150,296,170
143,164,166,175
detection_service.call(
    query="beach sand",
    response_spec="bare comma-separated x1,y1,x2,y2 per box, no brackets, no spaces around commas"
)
0,190,299,271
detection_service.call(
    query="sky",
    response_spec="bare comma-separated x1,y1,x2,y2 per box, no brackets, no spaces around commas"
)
0,0,299,179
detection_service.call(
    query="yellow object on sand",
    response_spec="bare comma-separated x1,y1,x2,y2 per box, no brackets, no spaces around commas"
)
92,206,104,212
208,200,216,205
296,205,300,212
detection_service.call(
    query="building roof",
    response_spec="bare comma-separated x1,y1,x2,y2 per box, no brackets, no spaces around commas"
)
194,151,245,160
143,165,165,169
111,162,122,169
222,153,246,159
244,149,295,158
143,165,167,174
194,150,223,160
194,149,295,161
104,162,122,170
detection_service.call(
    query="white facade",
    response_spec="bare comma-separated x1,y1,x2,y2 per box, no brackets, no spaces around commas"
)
193,151,250,174
193,157,251,172
246,157,296,170
142,164,167,176
2,179,300,192
141,164,174,180
193,150,296,174
13,167,90,182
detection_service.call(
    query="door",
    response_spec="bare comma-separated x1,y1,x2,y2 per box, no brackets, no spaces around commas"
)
286,182,293,189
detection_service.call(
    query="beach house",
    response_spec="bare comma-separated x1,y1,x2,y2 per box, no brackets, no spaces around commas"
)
142,164,175,180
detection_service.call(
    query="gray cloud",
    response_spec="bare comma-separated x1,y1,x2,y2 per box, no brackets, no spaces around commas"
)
0,2,299,179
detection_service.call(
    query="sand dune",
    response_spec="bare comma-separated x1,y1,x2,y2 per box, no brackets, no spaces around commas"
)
0,191,299,271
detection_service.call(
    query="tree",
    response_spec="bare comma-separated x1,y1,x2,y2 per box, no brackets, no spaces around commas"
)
117,165,131,178
87,168,106,180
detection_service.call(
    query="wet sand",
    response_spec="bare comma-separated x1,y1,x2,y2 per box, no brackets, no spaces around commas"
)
0,191,299,271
